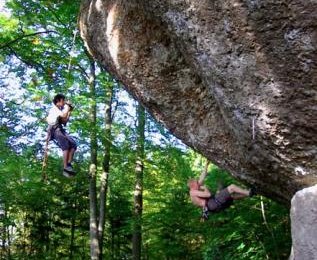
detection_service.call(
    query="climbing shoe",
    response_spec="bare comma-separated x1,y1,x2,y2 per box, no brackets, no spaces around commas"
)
249,187,257,197
64,165,75,173
63,166,76,178
63,170,74,178
67,162,73,168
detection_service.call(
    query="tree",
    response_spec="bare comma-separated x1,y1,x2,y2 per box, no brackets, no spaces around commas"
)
87,56,100,259
98,74,114,259
132,103,145,260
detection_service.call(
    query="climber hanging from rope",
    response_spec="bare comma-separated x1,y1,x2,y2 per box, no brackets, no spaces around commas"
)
45,94,77,178
188,161,256,221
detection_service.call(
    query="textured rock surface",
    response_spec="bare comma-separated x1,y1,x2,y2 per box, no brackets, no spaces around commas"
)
79,0,317,203
290,185,317,259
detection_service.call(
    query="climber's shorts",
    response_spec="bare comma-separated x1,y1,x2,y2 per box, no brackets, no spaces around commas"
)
207,187,233,213
52,127,77,151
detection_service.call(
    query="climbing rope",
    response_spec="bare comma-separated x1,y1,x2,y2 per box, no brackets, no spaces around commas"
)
41,128,51,182
67,29,78,73
198,160,210,185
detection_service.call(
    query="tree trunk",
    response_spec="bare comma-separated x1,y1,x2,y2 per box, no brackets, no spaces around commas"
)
79,0,317,203
111,225,115,259
1,221,4,257
132,103,145,260
4,204,10,259
7,223,11,260
98,82,114,259
70,215,76,259
88,57,100,260
1,205,6,258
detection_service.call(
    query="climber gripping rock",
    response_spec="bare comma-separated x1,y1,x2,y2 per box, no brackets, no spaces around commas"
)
46,94,77,177
188,162,256,220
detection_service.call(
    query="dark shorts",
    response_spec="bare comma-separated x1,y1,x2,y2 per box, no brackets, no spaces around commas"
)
51,127,77,151
207,187,233,213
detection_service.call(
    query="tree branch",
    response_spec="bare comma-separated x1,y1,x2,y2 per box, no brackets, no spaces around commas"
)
74,63,89,80
7,46,46,72
0,30,59,50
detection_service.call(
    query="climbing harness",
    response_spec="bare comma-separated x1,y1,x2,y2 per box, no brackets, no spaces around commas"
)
42,124,59,181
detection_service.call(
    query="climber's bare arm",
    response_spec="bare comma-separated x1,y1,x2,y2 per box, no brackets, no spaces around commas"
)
60,111,71,124
59,105,71,124
190,188,211,198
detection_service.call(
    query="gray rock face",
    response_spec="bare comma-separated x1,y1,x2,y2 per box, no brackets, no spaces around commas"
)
79,0,317,203
290,185,317,260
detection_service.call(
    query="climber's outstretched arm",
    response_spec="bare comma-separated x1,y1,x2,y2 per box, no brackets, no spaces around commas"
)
190,188,211,198
60,109,71,124
198,161,210,186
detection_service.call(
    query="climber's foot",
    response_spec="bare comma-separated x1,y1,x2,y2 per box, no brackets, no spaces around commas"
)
63,167,76,178
249,186,257,197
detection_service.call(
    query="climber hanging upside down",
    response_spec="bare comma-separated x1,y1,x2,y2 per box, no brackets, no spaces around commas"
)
46,94,77,177
188,162,256,220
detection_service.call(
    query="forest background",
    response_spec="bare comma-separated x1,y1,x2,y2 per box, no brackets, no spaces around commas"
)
0,1,291,259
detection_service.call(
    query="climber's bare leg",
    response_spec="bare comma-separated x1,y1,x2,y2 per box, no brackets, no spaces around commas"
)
63,150,70,169
227,184,250,200
67,148,76,164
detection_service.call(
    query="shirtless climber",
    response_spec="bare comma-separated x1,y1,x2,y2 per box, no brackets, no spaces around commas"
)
188,162,256,220
46,94,77,177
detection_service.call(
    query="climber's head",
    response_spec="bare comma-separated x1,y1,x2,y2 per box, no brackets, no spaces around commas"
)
188,179,199,190
53,94,66,108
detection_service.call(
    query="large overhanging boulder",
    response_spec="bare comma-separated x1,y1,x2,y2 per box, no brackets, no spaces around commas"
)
79,0,317,203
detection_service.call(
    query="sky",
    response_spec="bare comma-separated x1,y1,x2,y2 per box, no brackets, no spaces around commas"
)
0,0,9,16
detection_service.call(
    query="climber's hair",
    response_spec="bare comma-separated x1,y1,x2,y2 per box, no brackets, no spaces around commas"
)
53,94,66,105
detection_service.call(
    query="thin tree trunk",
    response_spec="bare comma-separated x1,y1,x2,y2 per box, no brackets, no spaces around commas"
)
4,205,10,259
88,57,100,260
69,215,76,259
132,104,145,260
1,224,4,256
7,224,11,260
111,225,115,259
98,84,114,259
1,205,6,258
